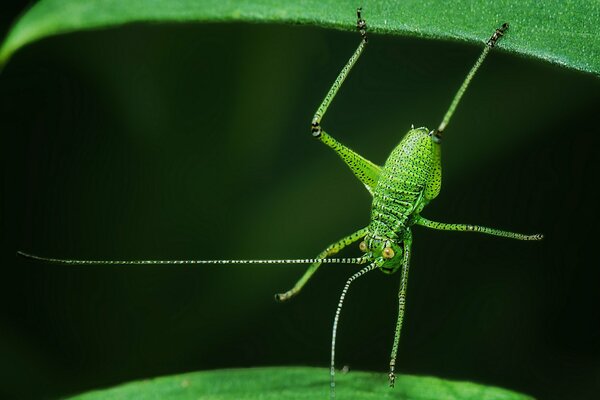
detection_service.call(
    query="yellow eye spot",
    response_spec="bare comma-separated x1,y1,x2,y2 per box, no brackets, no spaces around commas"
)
359,241,368,252
382,247,395,259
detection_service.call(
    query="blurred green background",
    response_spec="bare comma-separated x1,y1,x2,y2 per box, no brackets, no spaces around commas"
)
1,2,599,399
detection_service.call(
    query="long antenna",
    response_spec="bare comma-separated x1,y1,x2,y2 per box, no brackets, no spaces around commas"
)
330,262,378,400
16,251,367,266
433,23,509,141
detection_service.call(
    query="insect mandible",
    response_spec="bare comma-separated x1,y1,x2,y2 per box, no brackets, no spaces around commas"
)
18,8,543,399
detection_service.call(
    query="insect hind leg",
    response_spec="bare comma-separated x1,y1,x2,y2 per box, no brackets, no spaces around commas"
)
309,10,381,193
310,8,368,138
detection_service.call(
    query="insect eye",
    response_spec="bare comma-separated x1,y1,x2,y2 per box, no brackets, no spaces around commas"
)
382,247,395,259
359,241,368,252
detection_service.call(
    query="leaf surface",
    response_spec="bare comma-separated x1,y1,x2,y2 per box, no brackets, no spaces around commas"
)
1,0,598,75
66,367,535,400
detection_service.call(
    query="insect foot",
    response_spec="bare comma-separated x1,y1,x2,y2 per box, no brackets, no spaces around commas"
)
487,22,509,47
388,357,397,387
356,7,368,41
274,291,293,302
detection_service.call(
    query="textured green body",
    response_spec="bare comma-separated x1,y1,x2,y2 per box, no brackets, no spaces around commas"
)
367,127,441,273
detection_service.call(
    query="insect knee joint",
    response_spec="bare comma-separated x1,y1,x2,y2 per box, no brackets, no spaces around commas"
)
311,120,322,138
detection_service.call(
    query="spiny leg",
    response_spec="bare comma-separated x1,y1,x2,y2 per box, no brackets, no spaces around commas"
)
310,9,381,193
330,262,378,400
432,23,509,142
311,7,367,135
275,227,369,302
388,230,412,387
414,215,543,240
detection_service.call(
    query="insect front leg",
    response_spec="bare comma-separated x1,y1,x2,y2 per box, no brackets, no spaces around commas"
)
310,9,381,194
275,227,368,302
414,215,543,240
389,229,412,387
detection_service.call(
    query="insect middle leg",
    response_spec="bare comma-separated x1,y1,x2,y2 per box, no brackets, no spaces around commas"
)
414,215,543,240
275,227,368,302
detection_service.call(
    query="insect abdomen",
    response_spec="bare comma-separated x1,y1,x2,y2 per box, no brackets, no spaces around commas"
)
369,128,439,239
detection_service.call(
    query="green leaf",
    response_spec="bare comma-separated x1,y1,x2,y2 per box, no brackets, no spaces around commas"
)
1,0,598,75
65,367,534,400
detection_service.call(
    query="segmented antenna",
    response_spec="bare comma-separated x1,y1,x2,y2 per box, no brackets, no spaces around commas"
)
330,262,378,400
16,251,367,266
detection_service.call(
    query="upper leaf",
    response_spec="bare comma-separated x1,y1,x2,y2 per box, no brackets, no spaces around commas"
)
0,0,598,75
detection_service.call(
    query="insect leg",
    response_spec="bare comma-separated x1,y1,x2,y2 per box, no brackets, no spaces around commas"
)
433,23,509,140
319,129,381,194
311,8,367,136
309,9,381,193
275,227,369,302
414,215,543,240
389,229,412,387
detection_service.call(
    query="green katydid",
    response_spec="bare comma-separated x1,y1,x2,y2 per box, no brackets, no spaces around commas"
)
18,8,543,399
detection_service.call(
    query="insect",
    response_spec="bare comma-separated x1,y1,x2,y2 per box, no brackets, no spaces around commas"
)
18,8,543,399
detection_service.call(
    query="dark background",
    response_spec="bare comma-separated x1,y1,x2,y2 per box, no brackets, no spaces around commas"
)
1,2,599,399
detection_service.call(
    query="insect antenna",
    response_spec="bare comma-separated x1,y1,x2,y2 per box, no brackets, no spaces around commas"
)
330,262,378,400
433,22,509,140
16,250,367,266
